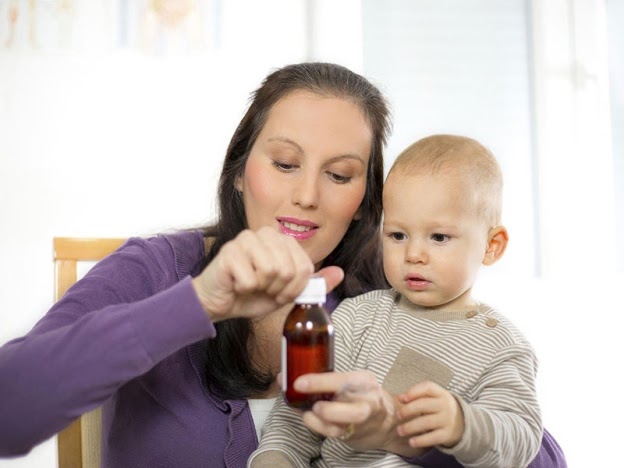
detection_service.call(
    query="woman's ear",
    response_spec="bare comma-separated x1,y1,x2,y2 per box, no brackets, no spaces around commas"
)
482,226,508,266
234,175,243,193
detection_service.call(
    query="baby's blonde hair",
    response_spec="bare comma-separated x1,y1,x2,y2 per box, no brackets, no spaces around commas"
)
387,134,503,226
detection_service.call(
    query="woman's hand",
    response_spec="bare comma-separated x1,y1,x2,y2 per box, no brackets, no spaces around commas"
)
294,370,424,458
397,381,465,449
192,227,344,322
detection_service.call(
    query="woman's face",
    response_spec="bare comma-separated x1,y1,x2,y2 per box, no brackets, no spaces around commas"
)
236,90,372,267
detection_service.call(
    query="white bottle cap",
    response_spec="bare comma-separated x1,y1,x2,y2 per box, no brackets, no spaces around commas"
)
295,277,327,304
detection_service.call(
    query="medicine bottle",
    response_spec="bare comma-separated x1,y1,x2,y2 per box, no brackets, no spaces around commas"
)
282,277,334,410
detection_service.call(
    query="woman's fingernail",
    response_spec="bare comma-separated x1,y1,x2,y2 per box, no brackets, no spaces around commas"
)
294,378,308,390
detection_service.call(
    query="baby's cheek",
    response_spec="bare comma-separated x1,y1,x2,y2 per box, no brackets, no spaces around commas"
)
383,256,401,289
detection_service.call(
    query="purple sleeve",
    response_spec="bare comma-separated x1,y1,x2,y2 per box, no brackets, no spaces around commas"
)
0,240,216,457
528,429,568,468
404,428,566,467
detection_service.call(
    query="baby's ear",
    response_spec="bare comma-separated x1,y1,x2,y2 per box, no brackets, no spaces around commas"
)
483,226,508,266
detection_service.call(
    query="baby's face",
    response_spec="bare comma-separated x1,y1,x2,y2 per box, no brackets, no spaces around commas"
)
382,172,490,311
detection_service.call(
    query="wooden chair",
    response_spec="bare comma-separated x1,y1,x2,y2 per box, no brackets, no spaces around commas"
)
54,237,126,468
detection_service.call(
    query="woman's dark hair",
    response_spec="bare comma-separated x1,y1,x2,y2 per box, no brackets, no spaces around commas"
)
202,62,391,398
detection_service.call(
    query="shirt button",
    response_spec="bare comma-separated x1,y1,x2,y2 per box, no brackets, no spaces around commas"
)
485,317,499,328
465,310,478,319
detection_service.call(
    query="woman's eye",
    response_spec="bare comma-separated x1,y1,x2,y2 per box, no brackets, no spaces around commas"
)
432,233,450,243
328,172,352,184
273,161,297,172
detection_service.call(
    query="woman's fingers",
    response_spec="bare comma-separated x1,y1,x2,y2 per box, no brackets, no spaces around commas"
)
264,233,314,303
314,266,345,294
295,371,391,444
229,229,312,297
295,371,431,455
295,371,382,428
313,398,375,425
301,410,345,439
195,226,334,320
228,228,345,303
294,369,379,395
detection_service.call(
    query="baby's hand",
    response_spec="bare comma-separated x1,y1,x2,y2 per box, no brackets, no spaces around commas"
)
396,381,464,449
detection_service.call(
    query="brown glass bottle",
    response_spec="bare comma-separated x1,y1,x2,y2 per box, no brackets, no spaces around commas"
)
282,277,334,410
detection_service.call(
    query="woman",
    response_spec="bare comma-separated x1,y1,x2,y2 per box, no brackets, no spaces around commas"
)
0,62,564,467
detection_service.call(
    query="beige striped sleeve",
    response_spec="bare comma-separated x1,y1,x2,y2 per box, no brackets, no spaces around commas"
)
441,341,543,467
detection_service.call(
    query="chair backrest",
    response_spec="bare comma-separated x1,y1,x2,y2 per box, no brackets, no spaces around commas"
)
54,237,126,468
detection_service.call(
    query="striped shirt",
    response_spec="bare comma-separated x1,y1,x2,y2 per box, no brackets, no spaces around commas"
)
249,289,543,468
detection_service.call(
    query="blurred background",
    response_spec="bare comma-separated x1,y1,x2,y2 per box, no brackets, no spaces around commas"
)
0,0,622,466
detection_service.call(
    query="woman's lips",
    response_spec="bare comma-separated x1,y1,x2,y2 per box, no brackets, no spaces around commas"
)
278,218,318,240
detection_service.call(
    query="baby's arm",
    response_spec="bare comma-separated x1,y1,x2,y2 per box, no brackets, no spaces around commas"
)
397,346,542,467
247,395,324,468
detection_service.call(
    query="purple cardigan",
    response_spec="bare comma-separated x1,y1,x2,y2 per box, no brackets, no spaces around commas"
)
0,231,566,467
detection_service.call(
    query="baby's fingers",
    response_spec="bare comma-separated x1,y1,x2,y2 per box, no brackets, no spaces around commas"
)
397,412,436,437
404,427,451,448
398,381,445,404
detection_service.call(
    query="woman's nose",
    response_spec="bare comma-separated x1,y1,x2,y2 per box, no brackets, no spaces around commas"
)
292,172,320,208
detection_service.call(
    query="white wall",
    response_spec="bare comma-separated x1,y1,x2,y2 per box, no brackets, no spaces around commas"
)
529,1,622,464
607,0,624,271
1,1,622,467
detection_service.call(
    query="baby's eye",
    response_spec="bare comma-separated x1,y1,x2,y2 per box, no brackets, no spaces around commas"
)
273,161,297,172
389,232,407,241
328,172,352,184
431,233,450,243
